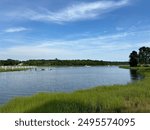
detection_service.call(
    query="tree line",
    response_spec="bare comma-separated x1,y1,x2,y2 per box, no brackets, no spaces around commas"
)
0,59,128,66
0,59,20,66
23,59,128,66
1,46,149,67
129,46,150,67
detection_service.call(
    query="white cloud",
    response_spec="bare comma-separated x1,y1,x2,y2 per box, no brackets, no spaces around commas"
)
0,45,76,60
0,31,136,59
1,29,150,61
116,27,124,31
4,27,28,33
7,0,130,23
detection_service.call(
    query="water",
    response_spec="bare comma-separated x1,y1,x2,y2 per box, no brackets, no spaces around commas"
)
0,66,141,104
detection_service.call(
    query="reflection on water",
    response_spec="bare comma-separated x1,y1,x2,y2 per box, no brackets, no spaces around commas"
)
130,69,142,80
0,66,142,104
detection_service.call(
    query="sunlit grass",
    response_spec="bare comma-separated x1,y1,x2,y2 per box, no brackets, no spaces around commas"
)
0,67,150,113
0,68,28,72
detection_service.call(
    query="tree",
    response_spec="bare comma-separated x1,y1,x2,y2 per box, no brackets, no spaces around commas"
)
129,51,138,67
139,47,150,64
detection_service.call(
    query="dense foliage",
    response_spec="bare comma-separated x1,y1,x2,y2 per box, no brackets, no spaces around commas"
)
129,46,150,67
23,59,128,66
129,51,138,67
139,47,150,64
0,59,128,66
0,59,20,66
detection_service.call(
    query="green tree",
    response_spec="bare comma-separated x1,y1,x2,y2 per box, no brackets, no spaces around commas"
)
129,51,138,67
139,47,150,64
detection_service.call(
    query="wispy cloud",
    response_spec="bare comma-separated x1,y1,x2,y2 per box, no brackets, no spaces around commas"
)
4,27,28,33
116,27,124,31
1,29,150,61
6,0,130,23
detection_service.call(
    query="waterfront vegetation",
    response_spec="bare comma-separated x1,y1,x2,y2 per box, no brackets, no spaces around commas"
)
0,59,128,66
0,66,150,113
23,59,128,66
0,66,31,72
0,67,29,72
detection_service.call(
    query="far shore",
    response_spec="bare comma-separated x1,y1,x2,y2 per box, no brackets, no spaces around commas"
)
0,66,31,72
0,65,128,73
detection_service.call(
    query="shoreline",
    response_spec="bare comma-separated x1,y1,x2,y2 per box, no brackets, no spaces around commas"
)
0,65,120,72
0,66,34,72
0,68,29,72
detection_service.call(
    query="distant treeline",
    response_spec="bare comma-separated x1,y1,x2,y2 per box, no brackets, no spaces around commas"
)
0,59,20,66
0,59,128,66
23,59,129,66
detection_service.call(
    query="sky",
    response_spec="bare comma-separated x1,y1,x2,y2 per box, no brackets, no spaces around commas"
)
0,0,150,61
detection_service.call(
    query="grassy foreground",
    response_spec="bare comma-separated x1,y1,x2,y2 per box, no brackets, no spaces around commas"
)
0,67,150,113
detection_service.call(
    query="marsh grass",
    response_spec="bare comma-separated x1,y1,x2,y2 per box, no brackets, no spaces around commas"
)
0,67,150,113
0,68,28,72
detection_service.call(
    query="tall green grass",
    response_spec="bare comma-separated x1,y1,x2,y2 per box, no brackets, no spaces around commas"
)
0,67,150,113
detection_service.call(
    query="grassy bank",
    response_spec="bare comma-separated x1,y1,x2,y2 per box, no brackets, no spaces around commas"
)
0,67,150,113
0,68,29,72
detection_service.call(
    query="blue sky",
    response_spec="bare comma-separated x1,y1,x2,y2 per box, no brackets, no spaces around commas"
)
0,0,150,61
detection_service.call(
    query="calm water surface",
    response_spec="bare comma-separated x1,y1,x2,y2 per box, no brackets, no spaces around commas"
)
0,66,140,104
